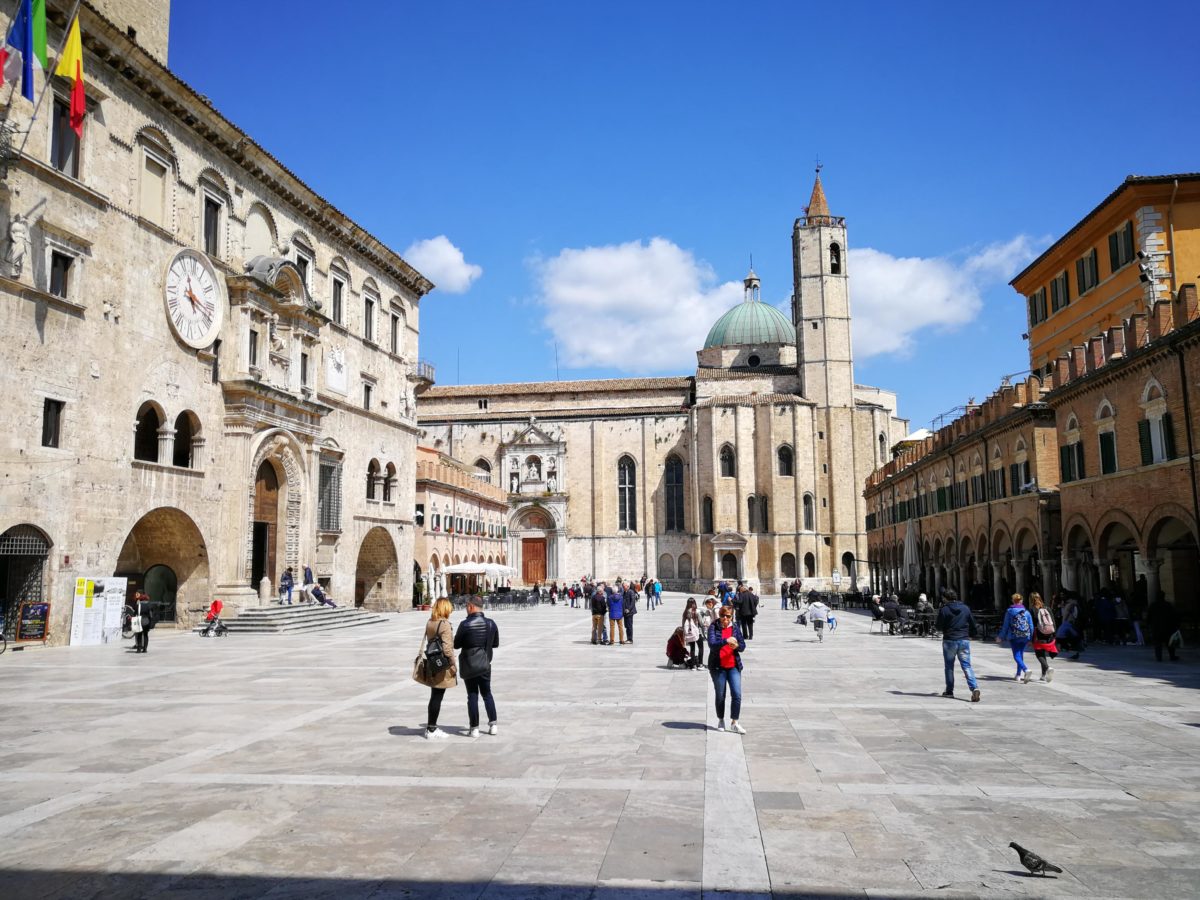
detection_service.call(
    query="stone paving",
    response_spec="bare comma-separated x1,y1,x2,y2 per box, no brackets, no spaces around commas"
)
2,593,1200,898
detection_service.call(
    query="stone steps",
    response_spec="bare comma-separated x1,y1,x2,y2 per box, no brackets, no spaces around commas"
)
195,604,392,635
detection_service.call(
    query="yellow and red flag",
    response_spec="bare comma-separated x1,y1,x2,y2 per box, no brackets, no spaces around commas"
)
53,16,84,137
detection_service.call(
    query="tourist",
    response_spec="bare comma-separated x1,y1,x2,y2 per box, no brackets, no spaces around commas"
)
421,597,458,740
914,592,934,636
707,603,746,733
131,591,154,653
607,583,626,645
936,588,980,702
1095,588,1116,644
666,627,691,668
279,566,295,605
653,578,662,610
1147,592,1181,662
735,584,759,640
998,593,1034,682
881,594,901,634
303,563,314,590
549,582,558,605
453,596,500,735
1029,592,1057,682
807,596,831,641
1113,592,1132,645
308,583,337,607
780,582,788,610
682,598,703,668
590,585,608,644
1056,592,1085,659
697,596,718,667
623,580,638,643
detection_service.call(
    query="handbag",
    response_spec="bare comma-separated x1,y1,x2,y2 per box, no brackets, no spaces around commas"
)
425,635,450,674
130,615,143,634
411,634,432,686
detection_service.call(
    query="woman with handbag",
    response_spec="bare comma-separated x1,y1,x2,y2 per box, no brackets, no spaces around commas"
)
417,597,457,740
131,592,153,653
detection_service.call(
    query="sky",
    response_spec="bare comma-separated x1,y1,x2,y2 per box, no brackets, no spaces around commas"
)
171,0,1200,432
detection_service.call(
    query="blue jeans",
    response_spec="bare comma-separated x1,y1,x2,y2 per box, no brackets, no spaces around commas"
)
942,640,978,692
1010,640,1029,673
465,673,497,728
710,666,742,720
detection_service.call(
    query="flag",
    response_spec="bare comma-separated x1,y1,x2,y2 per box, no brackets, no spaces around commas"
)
54,15,85,137
1,0,45,102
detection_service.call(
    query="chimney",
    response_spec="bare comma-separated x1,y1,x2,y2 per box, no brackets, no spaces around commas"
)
1104,324,1126,362
1176,283,1199,324
1149,299,1174,341
1126,314,1147,352
1087,335,1106,373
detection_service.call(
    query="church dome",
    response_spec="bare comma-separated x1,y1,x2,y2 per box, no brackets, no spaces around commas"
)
703,297,794,349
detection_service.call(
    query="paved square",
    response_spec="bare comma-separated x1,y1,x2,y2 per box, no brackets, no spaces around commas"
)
2,595,1200,898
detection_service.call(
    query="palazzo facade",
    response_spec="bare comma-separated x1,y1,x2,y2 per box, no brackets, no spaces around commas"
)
418,177,907,592
0,1,430,642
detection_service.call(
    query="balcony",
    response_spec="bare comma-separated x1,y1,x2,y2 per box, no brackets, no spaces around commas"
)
412,359,436,395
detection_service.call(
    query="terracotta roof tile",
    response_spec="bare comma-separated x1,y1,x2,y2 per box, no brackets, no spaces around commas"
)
807,174,830,218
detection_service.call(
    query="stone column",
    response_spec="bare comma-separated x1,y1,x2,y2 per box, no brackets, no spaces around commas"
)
957,563,967,599
1040,559,1056,599
1143,557,1164,604
1015,555,1028,598
191,435,206,470
934,565,943,600
992,562,1004,609
157,425,174,465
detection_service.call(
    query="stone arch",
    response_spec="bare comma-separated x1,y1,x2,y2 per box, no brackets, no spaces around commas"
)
114,507,210,626
1095,508,1143,558
1012,520,1039,555
172,410,202,469
781,552,797,579
1141,377,1166,404
133,124,180,163
243,202,278,261
658,553,675,579
353,526,399,610
0,524,52,636
1061,515,1095,554
1095,398,1115,420
134,400,165,463
197,166,232,199
246,430,307,586
1145,503,1198,552
678,552,693,580
991,523,1013,558
804,552,815,577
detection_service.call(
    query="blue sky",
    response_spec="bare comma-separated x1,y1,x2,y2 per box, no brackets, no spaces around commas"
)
172,0,1200,431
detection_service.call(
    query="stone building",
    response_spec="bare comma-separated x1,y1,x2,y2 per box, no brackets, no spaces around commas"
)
865,174,1200,623
418,175,907,591
414,446,510,598
0,1,431,643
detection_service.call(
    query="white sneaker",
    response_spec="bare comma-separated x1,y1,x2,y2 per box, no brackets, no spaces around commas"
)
1014,674,1024,682
487,722,499,735
467,727,480,738
729,722,746,735
424,728,448,741
717,720,726,732
1045,667,1055,683
1022,670,1033,683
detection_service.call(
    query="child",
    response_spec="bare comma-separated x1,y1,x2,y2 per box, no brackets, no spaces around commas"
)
808,598,831,642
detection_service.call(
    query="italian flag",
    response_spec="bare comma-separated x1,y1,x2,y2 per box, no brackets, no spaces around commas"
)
0,0,47,102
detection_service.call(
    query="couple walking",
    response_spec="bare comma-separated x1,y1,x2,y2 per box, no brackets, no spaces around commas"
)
415,596,500,740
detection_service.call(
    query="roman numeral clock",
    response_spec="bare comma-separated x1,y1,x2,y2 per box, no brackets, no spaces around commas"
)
164,249,223,349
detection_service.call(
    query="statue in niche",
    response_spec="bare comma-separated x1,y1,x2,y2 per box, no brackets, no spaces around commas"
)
510,471,519,493
269,314,286,353
526,458,541,481
547,472,556,493
5,213,29,278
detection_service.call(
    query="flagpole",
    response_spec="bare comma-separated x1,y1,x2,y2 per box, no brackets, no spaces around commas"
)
16,0,81,158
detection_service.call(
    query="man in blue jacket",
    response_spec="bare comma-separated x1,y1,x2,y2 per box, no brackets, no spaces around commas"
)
608,584,626,645
935,589,980,702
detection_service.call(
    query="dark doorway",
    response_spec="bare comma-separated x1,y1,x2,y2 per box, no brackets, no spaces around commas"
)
253,460,280,589
721,552,738,580
143,563,178,623
251,522,269,589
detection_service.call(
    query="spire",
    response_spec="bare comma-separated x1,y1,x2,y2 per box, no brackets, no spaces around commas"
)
743,264,761,303
806,165,830,219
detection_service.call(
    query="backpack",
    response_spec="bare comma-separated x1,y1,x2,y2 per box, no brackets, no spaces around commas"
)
1036,607,1055,637
1010,608,1032,640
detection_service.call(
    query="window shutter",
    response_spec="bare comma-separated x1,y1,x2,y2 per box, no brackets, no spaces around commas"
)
1162,412,1177,460
1109,232,1119,273
1138,419,1153,466
1010,463,1020,493
1075,259,1085,292
1099,431,1116,474
999,467,1007,498
1074,441,1085,480
1059,445,1072,483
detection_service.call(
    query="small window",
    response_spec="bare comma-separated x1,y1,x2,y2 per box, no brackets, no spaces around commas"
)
363,296,376,343
140,151,168,227
300,352,309,387
829,242,842,275
777,445,794,477
1075,248,1099,295
1139,412,1176,466
747,354,760,368
617,455,637,531
702,496,714,534
41,398,64,448
49,251,72,298
818,431,824,440
133,403,160,463
1050,271,1070,312
803,494,814,530
50,97,79,177
390,312,402,355
478,399,489,410
366,459,380,500
331,277,345,324
203,195,222,257
1109,221,1135,273
822,463,828,473
415,504,425,527
294,250,311,290
719,445,735,477
811,321,819,330
248,329,259,368
1028,287,1047,325
363,382,373,410
1099,430,1117,475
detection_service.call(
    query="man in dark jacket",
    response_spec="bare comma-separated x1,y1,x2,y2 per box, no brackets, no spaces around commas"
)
735,585,759,640
622,582,638,642
589,584,607,644
1147,593,1181,662
935,589,980,701
453,596,500,735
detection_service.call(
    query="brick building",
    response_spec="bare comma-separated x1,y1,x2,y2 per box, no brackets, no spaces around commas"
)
0,1,431,643
865,174,1200,624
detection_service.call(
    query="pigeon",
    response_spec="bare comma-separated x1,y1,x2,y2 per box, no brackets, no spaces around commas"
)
1010,841,1063,876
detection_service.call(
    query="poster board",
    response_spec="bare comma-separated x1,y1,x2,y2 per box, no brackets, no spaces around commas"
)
69,577,128,646
16,601,50,642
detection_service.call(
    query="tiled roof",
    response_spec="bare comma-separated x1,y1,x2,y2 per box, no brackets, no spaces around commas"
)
698,366,797,379
422,376,693,399
807,173,830,218
418,404,689,424
695,394,812,407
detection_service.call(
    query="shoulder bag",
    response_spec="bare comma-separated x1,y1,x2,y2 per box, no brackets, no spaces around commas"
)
411,633,433,686
424,626,450,675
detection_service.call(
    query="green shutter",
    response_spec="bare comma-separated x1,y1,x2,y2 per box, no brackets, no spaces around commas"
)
1060,445,1073,483
1109,232,1120,273
1139,419,1153,466
1074,441,1085,479
1100,431,1116,474
1010,463,1020,494
1162,412,1177,460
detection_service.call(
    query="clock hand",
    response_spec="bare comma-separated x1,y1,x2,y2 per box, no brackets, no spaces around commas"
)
185,277,198,309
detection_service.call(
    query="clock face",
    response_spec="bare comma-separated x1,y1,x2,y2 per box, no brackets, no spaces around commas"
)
164,250,223,349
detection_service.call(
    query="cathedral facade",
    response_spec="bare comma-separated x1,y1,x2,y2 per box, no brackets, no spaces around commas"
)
417,177,907,593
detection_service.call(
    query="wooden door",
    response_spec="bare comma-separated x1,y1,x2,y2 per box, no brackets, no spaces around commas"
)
522,538,546,585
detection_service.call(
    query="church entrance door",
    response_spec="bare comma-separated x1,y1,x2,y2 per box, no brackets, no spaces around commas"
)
252,461,280,589
522,538,546,585
721,552,739,580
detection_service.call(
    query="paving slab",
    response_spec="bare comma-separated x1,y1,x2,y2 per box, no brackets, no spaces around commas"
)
2,595,1200,897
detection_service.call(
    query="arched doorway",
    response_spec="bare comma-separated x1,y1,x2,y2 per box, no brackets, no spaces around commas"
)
355,527,399,609
1147,514,1199,623
804,552,815,578
721,552,738,580
0,525,51,638
252,460,281,590
114,508,209,626
512,506,555,586
781,552,797,579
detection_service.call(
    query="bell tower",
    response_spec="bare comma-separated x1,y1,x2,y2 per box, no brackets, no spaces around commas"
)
792,168,855,407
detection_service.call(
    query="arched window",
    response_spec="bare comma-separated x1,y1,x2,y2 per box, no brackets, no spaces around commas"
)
617,455,637,531
664,454,685,532
366,459,380,500
781,553,797,578
1139,379,1175,466
777,445,794,477
134,402,161,463
678,553,693,579
702,496,714,534
841,551,855,578
830,242,842,275
804,552,816,577
171,411,199,468
802,493,815,531
475,458,492,483
719,445,735,477
878,433,887,464
383,462,397,502
658,553,675,579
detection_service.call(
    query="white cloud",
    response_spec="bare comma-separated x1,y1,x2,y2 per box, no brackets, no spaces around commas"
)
404,235,482,294
535,238,743,372
845,235,1042,359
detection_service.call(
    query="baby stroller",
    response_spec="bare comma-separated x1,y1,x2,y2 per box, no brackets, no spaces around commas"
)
199,599,228,637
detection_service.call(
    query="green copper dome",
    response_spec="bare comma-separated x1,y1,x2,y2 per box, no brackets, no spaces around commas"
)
703,299,795,349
